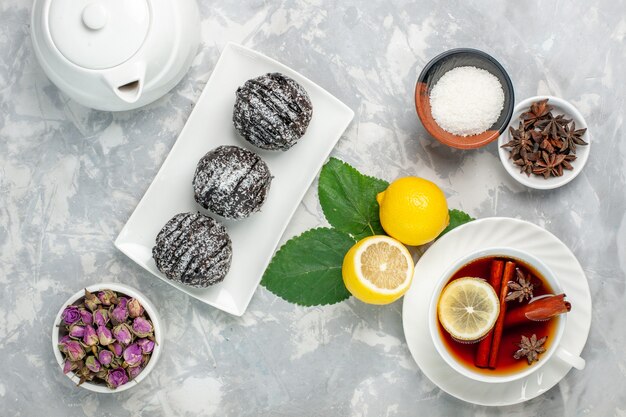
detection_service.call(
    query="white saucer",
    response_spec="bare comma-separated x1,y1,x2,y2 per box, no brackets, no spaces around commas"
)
402,217,591,406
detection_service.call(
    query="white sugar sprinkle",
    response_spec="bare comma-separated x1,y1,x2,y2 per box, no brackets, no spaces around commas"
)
429,66,505,137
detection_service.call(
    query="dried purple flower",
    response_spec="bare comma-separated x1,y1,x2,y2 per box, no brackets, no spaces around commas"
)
127,364,143,380
97,290,117,306
65,340,86,362
82,325,98,346
136,338,155,354
93,309,109,327
112,323,133,345
97,325,114,345
58,335,71,353
84,289,101,312
108,342,123,357
61,305,81,325
127,298,144,318
123,343,143,367
63,359,78,374
98,349,114,366
118,297,129,308
79,308,93,325
68,325,85,339
131,317,153,338
110,303,129,325
85,356,101,373
106,367,129,389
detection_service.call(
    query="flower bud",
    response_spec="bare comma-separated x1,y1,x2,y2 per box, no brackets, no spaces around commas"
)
93,308,109,327
98,349,114,366
82,325,98,346
127,365,143,380
65,340,85,361
63,359,78,374
58,335,71,353
97,325,114,345
108,342,123,357
112,323,133,345
85,355,101,373
68,325,85,339
123,343,143,367
131,317,153,338
79,308,93,325
84,289,101,312
61,305,81,325
136,338,155,354
98,290,117,306
110,303,128,325
127,298,144,318
106,367,129,389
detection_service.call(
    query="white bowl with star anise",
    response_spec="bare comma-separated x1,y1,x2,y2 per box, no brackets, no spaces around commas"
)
497,96,590,190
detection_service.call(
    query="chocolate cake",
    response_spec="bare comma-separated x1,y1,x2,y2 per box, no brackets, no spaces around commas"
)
193,145,272,219
233,72,313,151
152,212,232,288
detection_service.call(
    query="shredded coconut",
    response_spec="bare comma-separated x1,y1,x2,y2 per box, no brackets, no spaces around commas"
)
429,66,505,137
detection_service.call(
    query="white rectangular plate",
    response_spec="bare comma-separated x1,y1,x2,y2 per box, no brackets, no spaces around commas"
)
115,43,354,316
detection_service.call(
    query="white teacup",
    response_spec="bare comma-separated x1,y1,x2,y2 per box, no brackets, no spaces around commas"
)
428,247,585,383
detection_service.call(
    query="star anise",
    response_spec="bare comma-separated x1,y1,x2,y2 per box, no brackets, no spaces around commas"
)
513,151,540,176
513,334,547,365
561,154,576,170
506,268,534,302
501,124,534,158
559,122,588,154
538,134,556,153
532,151,567,179
520,99,552,128
537,113,571,139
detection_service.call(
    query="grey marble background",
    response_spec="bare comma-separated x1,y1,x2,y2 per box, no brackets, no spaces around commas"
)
1,0,625,415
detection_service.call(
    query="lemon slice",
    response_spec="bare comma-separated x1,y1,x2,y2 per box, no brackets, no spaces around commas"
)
342,235,414,305
437,277,500,341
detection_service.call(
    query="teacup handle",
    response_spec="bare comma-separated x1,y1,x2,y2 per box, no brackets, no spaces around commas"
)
555,347,585,370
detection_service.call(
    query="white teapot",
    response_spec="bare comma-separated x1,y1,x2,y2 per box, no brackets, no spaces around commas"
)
31,0,200,111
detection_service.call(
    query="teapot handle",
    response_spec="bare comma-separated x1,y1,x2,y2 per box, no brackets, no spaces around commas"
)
102,62,145,104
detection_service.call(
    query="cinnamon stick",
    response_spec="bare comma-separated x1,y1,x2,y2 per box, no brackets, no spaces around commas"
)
504,294,571,328
488,261,516,369
474,260,504,368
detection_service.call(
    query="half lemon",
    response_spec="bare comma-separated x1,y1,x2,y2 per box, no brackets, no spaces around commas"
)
342,235,414,305
437,277,500,341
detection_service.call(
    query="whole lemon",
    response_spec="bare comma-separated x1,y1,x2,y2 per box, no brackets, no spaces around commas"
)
376,177,449,246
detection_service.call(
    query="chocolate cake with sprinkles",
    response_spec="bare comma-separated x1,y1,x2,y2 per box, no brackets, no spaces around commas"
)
233,72,313,151
193,145,272,219
152,212,232,288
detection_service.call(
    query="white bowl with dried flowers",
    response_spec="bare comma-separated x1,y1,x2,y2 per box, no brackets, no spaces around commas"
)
497,95,590,190
52,283,162,393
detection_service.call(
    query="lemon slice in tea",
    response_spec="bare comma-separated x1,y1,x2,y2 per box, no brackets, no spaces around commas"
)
438,277,500,341
342,235,414,305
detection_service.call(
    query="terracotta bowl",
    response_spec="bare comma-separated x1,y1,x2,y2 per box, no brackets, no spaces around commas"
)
415,48,515,149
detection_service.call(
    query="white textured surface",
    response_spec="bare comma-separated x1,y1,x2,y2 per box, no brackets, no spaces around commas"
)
0,0,625,415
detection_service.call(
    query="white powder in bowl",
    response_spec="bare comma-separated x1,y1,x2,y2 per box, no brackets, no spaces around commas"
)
429,66,505,137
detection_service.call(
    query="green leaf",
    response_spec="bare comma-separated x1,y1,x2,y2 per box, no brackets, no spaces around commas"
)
261,228,355,306
438,209,474,238
318,158,389,240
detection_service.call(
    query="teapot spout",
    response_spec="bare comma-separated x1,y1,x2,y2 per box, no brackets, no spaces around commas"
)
115,80,142,103
103,62,145,104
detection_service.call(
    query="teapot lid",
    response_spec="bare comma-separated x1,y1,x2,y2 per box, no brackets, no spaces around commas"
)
47,0,150,70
